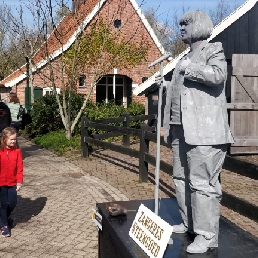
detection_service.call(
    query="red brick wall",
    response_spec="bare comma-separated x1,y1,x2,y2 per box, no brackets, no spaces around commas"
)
12,0,161,107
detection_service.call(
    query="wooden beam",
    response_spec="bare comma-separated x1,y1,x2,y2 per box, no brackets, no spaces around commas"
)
227,103,258,110
232,137,258,146
233,67,258,76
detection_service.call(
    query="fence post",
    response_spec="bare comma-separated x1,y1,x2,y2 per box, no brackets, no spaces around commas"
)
139,124,150,182
123,112,130,147
81,116,89,158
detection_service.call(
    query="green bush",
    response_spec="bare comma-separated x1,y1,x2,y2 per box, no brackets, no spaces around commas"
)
25,91,86,138
126,101,145,128
25,90,145,141
29,100,145,153
84,101,125,121
126,101,145,116
34,131,80,154
25,94,62,138
83,101,145,134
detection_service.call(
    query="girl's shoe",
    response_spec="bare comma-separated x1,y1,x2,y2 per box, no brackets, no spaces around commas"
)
1,226,10,237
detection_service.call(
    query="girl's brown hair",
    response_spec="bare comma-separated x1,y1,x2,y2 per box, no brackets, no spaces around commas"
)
0,127,18,150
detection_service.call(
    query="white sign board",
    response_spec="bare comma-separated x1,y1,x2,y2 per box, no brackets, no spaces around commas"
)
129,204,173,258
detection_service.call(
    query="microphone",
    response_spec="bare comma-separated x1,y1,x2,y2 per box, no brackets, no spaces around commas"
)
148,52,171,68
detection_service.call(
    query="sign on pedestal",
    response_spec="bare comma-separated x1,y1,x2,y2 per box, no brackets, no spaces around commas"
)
129,204,173,258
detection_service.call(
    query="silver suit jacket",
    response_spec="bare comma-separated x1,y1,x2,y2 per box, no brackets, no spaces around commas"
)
163,40,234,145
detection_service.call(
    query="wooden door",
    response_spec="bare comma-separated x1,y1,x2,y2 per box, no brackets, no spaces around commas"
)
229,54,258,154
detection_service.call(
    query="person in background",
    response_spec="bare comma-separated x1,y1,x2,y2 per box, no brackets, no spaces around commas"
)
161,10,234,253
0,96,12,135
7,93,25,133
0,127,23,237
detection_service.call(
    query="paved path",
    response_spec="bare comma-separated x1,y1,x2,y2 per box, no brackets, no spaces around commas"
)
0,137,128,257
0,136,257,257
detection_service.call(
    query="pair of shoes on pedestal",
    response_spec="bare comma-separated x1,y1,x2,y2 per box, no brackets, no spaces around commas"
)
186,235,218,254
173,223,195,234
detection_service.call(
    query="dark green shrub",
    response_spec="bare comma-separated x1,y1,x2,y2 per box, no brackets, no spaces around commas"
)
83,101,145,121
126,102,145,128
25,94,62,138
26,91,145,140
34,131,80,154
25,91,86,138
83,101,145,134
126,101,145,116
84,101,125,121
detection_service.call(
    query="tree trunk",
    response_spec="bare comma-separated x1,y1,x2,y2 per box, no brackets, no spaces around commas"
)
66,127,72,140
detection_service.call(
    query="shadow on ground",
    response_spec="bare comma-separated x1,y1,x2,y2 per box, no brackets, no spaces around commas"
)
13,196,47,223
92,150,176,198
20,144,44,160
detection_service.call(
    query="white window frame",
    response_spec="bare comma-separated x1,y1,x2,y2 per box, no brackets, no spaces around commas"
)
43,87,60,96
97,76,124,105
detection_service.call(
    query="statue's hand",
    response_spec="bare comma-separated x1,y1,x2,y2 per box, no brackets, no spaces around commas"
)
179,57,191,73
155,74,163,86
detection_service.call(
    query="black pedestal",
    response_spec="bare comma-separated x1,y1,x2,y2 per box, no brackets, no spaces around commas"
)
97,198,258,258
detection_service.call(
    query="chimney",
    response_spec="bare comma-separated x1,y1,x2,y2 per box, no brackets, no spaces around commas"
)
72,0,86,14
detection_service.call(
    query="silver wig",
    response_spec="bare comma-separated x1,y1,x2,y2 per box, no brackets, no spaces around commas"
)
180,10,213,41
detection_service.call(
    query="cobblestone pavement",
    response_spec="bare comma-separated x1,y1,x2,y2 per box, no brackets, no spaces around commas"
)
3,136,257,257
0,137,129,257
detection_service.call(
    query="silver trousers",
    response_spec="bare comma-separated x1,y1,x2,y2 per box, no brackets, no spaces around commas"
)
171,125,227,240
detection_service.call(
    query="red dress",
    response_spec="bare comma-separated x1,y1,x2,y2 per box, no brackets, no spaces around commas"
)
0,147,23,186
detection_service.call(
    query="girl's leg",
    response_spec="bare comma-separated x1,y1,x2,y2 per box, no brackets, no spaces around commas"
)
7,186,17,219
0,186,9,227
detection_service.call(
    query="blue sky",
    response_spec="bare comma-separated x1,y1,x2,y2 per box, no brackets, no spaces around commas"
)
5,0,247,23
137,0,247,21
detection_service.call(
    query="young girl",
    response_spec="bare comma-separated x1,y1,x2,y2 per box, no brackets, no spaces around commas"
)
0,127,23,237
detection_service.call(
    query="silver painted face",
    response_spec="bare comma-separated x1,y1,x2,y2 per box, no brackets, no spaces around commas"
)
180,21,193,44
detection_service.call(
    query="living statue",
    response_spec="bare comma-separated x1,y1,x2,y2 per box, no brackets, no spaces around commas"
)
161,10,234,253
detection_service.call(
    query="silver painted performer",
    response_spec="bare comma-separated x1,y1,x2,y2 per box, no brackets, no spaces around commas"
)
161,10,234,253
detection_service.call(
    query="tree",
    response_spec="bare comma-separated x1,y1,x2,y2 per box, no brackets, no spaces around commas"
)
54,5,71,25
0,0,71,103
143,6,190,57
0,4,22,80
41,16,149,139
144,7,173,53
145,0,242,57
209,0,240,26
0,0,49,105
2,0,150,139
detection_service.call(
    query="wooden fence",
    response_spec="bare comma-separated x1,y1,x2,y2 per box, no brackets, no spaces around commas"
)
81,114,258,222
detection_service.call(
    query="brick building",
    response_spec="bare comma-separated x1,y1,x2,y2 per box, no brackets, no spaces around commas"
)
0,0,164,107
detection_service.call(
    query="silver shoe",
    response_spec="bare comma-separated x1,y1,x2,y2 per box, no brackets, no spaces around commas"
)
186,235,217,254
172,223,188,233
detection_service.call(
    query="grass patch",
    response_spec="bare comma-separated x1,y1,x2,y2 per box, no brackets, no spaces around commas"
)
34,131,81,154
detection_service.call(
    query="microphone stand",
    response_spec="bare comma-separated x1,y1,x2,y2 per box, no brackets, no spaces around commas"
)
148,52,171,215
